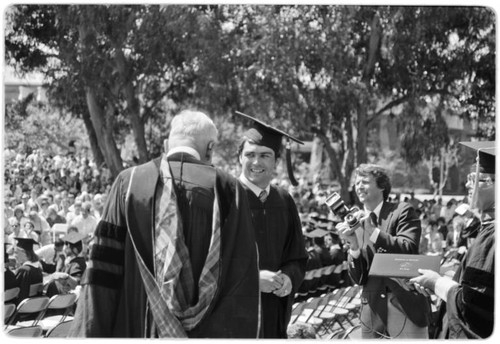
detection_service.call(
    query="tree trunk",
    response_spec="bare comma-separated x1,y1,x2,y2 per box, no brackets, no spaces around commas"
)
81,108,105,167
114,47,149,164
85,87,124,178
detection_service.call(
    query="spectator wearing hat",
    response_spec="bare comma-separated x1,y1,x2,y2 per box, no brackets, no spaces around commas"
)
46,232,87,297
410,141,495,339
13,237,43,303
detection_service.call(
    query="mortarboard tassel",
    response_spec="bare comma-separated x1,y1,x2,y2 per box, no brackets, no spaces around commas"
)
470,148,482,208
286,138,299,187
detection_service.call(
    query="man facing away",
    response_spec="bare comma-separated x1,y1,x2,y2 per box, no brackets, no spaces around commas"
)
410,141,495,339
336,164,431,339
68,109,260,338
235,111,307,338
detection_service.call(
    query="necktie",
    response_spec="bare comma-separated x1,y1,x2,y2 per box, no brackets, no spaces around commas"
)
369,212,378,227
259,190,268,203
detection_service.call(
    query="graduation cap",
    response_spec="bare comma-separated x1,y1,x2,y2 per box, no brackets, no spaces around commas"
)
460,141,496,174
63,231,86,245
460,141,496,206
304,228,329,238
235,111,304,186
14,237,38,252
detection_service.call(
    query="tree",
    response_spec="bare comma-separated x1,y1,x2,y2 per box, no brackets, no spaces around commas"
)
5,5,495,195
5,5,225,177
214,5,495,199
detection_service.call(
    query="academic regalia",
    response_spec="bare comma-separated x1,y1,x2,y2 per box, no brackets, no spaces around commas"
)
4,243,19,292
243,184,307,338
445,221,494,338
68,155,260,338
13,238,43,303
235,111,307,338
15,262,43,303
5,268,18,291
441,141,495,339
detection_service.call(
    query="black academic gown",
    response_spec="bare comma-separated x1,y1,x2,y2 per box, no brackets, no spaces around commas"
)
14,262,43,303
445,220,494,338
68,155,260,338
243,184,307,338
5,268,18,291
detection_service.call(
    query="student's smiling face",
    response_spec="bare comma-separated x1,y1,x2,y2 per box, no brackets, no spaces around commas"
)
239,141,277,189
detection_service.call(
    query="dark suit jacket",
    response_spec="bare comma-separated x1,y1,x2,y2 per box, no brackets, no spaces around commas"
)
348,201,431,330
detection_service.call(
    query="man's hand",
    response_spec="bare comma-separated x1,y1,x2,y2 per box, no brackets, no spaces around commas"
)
409,269,441,297
259,270,284,293
336,221,360,251
273,271,293,297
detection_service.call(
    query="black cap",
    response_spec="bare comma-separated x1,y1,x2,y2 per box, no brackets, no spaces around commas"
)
235,111,304,186
460,141,496,174
304,228,329,238
63,231,86,245
236,111,304,153
14,237,38,252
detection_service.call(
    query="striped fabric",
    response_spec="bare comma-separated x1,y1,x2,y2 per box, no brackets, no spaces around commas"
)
259,190,268,203
126,158,222,337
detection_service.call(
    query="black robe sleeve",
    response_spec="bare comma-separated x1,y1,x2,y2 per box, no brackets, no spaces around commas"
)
68,171,128,337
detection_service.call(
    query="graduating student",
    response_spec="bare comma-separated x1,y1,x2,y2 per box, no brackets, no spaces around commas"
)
411,141,495,339
4,243,19,292
46,231,87,297
69,110,260,338
13,237,43,303
235,111,307,338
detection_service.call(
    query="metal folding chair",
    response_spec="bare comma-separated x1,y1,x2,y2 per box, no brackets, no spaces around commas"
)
45,319,74,337
6,325,43,337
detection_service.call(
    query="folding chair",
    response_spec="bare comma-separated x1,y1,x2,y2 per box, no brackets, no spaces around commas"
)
336,285,362,318
306,292,342,335
6,296,50,327
4,287,20,303
37,293,77,331
295,297,324,334
4,303,16,324
29,283,44,297
6,325,43,337
45,319,74,337
324,287,353,328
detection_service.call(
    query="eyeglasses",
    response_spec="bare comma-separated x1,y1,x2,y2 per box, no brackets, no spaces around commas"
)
466,173,493,185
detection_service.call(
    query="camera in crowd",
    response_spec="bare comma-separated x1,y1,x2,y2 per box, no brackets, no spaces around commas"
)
325,192,361,228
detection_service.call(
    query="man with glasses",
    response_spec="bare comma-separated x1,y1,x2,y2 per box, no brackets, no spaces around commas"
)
410,141,495,339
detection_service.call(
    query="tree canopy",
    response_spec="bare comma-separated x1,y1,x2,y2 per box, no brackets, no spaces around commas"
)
5,5,495,196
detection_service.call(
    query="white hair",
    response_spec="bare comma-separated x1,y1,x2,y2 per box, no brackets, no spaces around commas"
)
169,110,218,143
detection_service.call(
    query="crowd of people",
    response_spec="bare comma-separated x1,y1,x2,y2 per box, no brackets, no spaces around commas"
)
3,110,495,339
